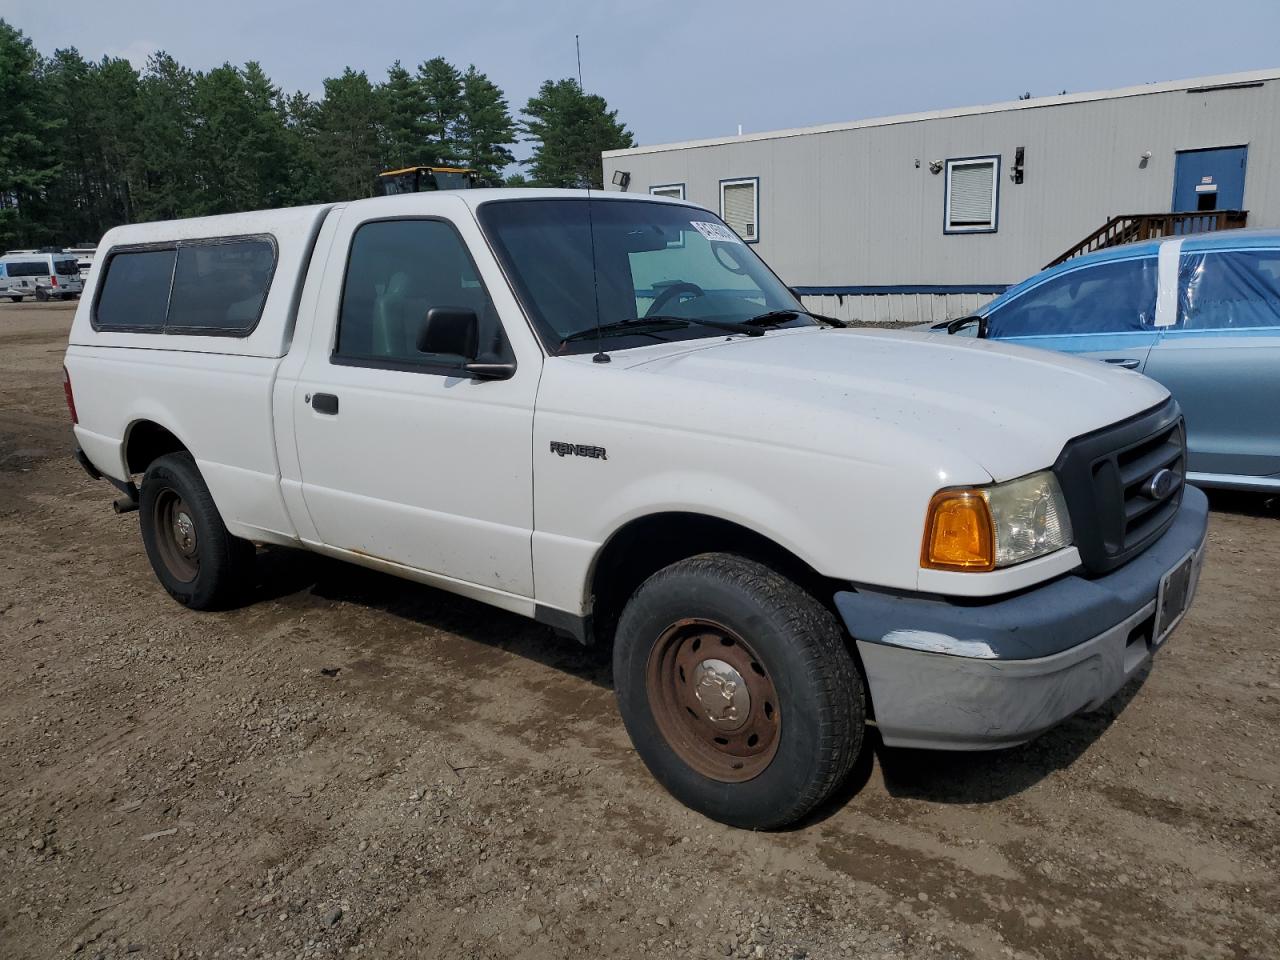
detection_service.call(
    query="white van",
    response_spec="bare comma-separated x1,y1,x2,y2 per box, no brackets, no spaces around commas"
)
63,246,98,284
1,252,85,301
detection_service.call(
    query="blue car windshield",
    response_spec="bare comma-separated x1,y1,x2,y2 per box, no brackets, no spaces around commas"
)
478,198,811,354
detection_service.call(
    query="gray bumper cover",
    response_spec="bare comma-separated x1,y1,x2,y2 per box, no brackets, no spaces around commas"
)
835,485,1209,750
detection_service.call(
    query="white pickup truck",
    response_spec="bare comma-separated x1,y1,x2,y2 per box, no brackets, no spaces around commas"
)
65,189,1207,828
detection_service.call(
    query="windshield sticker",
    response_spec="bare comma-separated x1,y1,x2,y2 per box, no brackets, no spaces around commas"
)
690,221,743,244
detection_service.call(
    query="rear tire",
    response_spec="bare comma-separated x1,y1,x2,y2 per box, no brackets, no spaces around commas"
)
138,452,254,610
613,553,864,829
35,288,48,302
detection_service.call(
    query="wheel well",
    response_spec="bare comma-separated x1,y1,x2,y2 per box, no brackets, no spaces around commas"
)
588,513,839,646
125,421,189,474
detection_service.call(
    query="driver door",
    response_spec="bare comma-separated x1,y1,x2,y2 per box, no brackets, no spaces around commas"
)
290,205,539,598
982,256,1161,372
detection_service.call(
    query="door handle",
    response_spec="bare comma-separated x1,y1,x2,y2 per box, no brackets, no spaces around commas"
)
1103,358,1141,370
310,392,339,415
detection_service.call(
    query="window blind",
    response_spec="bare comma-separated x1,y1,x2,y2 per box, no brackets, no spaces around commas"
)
722,181,757,239
948,161,995,227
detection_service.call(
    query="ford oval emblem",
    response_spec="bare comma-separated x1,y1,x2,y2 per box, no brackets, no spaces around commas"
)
1142,468,1181,501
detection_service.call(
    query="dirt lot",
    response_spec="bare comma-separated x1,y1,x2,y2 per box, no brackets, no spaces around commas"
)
1,300,1277,960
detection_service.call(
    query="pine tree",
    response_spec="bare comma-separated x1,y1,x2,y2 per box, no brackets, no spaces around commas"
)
0,30,638,239
314,68,384,200
133,52,198,221
520,79,634,188
0,20,59,245
380,61,430,168
38,48,95,241
281,90,327,205
89,57,144,230
457,66,515,184
43,51,143,240
416,57,463,164
191,64,256,214
239,62,294,209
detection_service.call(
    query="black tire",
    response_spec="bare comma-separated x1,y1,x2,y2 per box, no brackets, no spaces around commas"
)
613,553,863,829
34,288,48,302
138,452,254,610
8,296,21,303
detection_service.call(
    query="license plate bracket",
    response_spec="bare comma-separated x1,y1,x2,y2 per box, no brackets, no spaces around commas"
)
1154,549,1197,646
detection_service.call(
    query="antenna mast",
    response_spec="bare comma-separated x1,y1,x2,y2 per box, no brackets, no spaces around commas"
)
576,34,609,364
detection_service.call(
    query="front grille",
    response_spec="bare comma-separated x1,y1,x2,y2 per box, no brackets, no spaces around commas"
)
1053,399,1186,574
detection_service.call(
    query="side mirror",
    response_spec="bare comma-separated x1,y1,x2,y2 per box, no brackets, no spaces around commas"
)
418,307,479,358
416,307,516,381
945,314,987,338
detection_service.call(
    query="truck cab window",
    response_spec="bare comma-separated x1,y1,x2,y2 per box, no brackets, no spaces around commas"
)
335,219,510,370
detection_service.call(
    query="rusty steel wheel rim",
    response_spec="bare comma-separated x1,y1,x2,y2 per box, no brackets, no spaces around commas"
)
153,488,199,583
645,618,781,783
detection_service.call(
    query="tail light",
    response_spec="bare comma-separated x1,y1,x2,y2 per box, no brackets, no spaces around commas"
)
51,275,58,289
62,365,78,424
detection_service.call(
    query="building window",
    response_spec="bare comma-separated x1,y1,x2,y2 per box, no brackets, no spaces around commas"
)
944,157,1000,234
649,183,685,200
720,177,759,242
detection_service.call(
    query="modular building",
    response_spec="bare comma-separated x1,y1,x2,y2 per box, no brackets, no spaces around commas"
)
602,69,1280,323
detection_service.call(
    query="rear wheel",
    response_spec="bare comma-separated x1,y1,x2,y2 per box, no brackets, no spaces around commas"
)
138,452,254,609
34,287,48,302
613,553,863,829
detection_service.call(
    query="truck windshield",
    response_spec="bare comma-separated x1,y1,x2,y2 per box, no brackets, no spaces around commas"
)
478,198,811,354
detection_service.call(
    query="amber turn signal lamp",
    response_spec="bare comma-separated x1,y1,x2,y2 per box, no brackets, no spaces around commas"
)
921,490,995,571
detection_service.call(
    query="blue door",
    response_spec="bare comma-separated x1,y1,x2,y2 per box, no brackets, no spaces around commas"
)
1172,146,1247,212
1142,245,1280,482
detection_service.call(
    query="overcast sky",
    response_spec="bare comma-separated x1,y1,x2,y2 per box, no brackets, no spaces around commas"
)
6,0,1280,150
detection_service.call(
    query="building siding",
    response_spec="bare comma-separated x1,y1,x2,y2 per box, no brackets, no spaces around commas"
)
603,72,1280,324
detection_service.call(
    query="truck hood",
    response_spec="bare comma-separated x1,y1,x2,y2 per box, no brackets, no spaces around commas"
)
626,327,1170,482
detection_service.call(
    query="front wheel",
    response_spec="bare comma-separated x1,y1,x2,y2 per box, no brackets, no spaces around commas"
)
138,452,254,609
613,553,864,829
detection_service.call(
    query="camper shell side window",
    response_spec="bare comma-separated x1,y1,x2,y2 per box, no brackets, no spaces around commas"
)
92,236,278,337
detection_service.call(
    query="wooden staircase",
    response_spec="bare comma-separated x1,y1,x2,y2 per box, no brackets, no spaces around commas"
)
1045,210,1247,268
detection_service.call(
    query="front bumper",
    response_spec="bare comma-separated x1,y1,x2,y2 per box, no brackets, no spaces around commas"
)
835,485,1209,750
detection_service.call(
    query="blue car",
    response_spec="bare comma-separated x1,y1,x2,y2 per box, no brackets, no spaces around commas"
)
933,229,1280,492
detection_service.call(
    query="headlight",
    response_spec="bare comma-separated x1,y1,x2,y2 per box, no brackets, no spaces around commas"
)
922,470,1073,571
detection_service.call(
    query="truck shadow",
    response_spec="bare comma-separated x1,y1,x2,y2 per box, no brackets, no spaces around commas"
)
1202,488,1278,518
811,665,1151,822
248,545,614,690
249,545,1151,817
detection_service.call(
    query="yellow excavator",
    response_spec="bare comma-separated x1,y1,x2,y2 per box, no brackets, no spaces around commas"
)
373,165,483,195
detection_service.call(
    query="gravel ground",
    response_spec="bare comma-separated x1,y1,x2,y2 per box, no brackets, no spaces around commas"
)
1,301,1278,960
